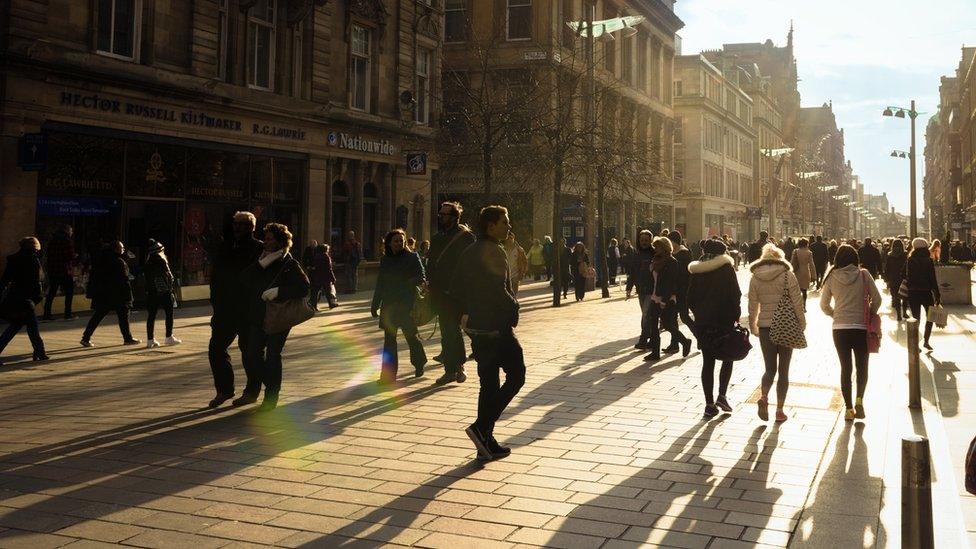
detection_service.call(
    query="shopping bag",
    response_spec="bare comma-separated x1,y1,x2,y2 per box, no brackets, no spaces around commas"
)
927,304,948,328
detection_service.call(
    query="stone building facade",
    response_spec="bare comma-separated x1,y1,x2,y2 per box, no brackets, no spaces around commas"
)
1,0,442,308
437,0,683,247
673,53,758,243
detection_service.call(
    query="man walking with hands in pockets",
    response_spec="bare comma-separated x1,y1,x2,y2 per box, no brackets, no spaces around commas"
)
453,205,524,461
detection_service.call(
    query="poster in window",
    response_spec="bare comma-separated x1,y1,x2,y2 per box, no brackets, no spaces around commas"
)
41,133,123,196
125,141,186,197
186,150,249,202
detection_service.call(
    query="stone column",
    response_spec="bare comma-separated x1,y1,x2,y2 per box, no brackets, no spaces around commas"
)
351,160,364,241
306,156,328,244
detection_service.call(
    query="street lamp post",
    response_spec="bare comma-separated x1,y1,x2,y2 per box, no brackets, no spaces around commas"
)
883,101,920,238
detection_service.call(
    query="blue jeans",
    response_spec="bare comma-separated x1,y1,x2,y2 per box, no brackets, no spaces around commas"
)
0,309,45,356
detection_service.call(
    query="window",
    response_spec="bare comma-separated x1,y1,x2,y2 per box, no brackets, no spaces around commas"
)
621,34,633,85
445,0,468,42
97,0,140,60
292,23,304,97
350,25,371,111
673,118,682,144
217,0,229,79
247,0,276,90
674,81,682,97
507,0,531,41
637,35,648,90
415,48,431,124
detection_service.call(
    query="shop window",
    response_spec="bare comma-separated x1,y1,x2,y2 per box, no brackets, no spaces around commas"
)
274,159,304,203
217,0,229,80
97,0,141,60
363,182,379,260
350,25,371,111
415,48,431,125
445,0,468,43
247,0,276,90
42,133,124,197
331,181,349,252
186,149,249,202
507,0,531,41
250,156,274,202
124,142,186,198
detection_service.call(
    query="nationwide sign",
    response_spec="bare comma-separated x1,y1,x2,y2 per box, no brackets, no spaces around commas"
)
327,131,397,156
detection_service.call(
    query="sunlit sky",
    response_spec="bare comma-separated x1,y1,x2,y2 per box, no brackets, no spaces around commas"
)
676,0,976,215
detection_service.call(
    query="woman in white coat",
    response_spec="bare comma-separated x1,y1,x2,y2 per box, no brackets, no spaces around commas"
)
748,243,805,422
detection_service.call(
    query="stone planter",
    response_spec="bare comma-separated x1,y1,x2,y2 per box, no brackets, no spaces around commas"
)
935,264,973,305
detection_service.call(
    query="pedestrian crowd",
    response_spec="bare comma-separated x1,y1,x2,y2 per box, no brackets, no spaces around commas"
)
0,201,961,460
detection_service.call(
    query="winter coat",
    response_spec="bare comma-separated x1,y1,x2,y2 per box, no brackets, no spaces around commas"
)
747,240,764,263
827,243,839,264
858,244,883,279
883,251,907,292
672,246,692,301
527,244,546,267
559,245,573,277
607,245,620,270
748,259,805,333
572,250,590,278
240,253,310,329
790,247,817,288
45,233,75,278
452,236,519,333
626,246,654,296
687,254,741,338
0,249,43,320
903,252,940,306
650,254,679,303
143,253,176,308
427,224,476,294
89,251,133,309
210,235,264,317
505,242,528,281
310,247,337,287
819,264,881,329
372,250,425,309
619,245,635,275
810,241,829,271
542,241,554,264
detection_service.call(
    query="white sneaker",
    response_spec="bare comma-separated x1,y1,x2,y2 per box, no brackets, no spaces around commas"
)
164,336,182,346
147,339,160,349
80,338,94,348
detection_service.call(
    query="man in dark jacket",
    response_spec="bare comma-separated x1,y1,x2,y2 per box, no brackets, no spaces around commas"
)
558,238,573,299
858,238,883,279
428,201,476,385
664,230,694,349
810,235,829,289
747,231,768,263
626,231,655,349
207,211,264,408
0,238,47,364
42,225,77,320
81,241,138,347
453,205,523,461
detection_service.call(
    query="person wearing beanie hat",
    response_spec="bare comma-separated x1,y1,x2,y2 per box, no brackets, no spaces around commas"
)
904,237,941,350
144,239,180,349
687,238,741,419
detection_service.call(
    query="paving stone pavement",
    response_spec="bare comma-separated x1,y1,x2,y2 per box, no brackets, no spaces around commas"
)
0,271,971,548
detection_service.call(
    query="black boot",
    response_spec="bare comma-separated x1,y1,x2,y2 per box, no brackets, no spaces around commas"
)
634,337,650,350
923,322,933,350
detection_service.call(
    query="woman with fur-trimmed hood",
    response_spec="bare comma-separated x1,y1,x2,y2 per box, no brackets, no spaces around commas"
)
748,243,805,423
687,239,741,419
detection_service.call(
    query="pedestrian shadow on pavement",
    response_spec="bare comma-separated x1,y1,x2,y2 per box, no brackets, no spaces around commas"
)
789,422,887,547
924,356,959,418
542,416,738,546
0,378,449,542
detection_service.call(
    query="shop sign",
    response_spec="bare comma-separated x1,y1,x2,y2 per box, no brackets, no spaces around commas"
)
37,196,119,216
18,133,47,171
327,131,396,156
406,152,428,175
746,206,762,219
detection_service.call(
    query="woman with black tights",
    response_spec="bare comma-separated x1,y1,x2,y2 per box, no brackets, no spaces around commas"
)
820,244,881,422
883,239,909,321
687,239,741,419
903,238,941,349
144,239,180,348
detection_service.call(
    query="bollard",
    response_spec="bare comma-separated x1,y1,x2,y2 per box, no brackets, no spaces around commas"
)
902,435,934,549
907,319,921,409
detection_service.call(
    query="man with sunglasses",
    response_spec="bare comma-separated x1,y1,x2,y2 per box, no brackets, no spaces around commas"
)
427,201,476,385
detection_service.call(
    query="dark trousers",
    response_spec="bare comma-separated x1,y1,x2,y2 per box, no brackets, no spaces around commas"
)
675,297,694,331
907,298,935,342
608,263,618,284
381,320,427,381
574,275,586,301
245,325,290,397
832,328,868,409
471,332,525,437
43,275,74,318
146,301,173,340
83,305,133,341
701,351,733,405
433,293,466,374
0,309,45,355
344,264,359,293
208,315,250,396
647,301,688,354
310,284,337,309
758,327,793,404
815,266,826,289
545,262,552,281
560,272,572,297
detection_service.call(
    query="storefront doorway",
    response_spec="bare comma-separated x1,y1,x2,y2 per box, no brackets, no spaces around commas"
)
124,200,182,301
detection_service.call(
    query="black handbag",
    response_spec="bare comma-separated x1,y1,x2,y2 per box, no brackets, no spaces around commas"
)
714,323,753,362
411,288,436,327
967,435,976,495
263,261,315,334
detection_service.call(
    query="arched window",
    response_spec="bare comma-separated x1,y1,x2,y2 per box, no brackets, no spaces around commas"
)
331,180,349,252
363,182,379,260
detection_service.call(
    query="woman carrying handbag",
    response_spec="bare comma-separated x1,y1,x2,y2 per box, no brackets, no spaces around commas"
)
748,243,805,423
144,239,181,348
238,223,310,412
904,237,942,350
820,245,881,422
687,239,743,419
